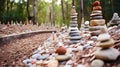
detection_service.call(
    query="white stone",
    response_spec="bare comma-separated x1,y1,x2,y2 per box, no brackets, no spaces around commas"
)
94,47,120,60
91,59,104,67
97,33,111,41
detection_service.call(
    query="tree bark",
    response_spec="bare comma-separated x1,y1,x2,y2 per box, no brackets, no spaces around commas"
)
32,0,36,24
51,0,55,26
72,0,75,6
61,0,65,25
27,0,30,22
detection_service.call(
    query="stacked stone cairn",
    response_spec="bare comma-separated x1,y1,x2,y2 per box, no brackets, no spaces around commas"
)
90,1,120,67
69,6,81,44
89,1,107,36
109,13,120,27
91,33,120,67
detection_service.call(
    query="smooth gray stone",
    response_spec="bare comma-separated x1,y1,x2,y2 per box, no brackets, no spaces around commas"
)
70,40,81,44
31,54,41,59
70,24,78,27
33,50,40,54
23,59,32,64
94,47,120,60
69,30,79,33
69,36,81,40
70,21,77,24
69,33,80,36
91,59,104,67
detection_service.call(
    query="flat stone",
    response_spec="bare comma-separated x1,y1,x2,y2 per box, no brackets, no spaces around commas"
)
71,13,78,16
55,54,71,61
69,31,79,34
91,59,104,67
89,25,107,32
69,27,78,31
90,19,105,26
96,38,115,48
90,13,102,17
90,16,103,19
70,24,78,27
94,47,120,60
72,18,78,21
91,30,101,36
70,40,81,44
69,36,81,40
92,10,102,14
70,16,77,19
69,33,80,36
70,21,77,24
97,33,111,41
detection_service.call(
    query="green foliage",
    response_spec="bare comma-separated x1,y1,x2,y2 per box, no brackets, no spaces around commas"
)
1,0,120,26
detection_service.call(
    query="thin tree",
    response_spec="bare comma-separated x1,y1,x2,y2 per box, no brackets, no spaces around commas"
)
32,0,36,24
81,0,84,24
27,0,30,22
61,0,65,25
51,0,55,26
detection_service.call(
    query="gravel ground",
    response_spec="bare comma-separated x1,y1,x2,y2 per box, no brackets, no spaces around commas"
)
0,33,51,67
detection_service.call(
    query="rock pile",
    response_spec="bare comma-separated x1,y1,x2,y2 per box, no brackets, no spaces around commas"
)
109,13,120,27
94,33,120,60
89,1,107,36
69,6,81,44
91,32,120,67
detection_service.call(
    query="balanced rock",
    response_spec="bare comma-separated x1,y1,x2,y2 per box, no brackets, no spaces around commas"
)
97,33,111,41
90,19,105,26
69,6,80,44
89,25,107,31
109,13,120,26
56,46,66,55
93,1,100,6
91,30,101,36
91,59,104,67
94,47,120,60
55,54,71,61
96,38,114,48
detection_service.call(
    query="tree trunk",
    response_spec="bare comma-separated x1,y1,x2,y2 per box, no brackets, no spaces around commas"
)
27,0,30,23
32,0,36,24
51,0,55,26
61,0,65,25
80,0,84,25
72,0,75,6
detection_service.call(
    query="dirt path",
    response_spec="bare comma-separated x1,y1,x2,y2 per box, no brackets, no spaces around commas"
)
0,33,51,67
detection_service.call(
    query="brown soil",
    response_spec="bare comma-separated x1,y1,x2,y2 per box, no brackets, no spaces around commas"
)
0,33,51,67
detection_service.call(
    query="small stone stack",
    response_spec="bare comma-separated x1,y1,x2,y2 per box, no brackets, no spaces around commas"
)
89,1,107,36
91,33,120,67
94,33,120,60
69,6,81,44
109,13,120,27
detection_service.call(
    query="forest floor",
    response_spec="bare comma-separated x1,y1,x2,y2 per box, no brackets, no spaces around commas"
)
0,24,120,67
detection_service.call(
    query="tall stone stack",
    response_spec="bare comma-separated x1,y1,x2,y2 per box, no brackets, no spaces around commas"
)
89,1,107,36
69,6,81,44
109,13,120,27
